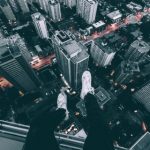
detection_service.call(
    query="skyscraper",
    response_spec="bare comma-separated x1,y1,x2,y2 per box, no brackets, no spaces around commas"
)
38,0,49,13
48,0,62,22
16,0,30,14
133,81,150,112
64,0,76,8
114,61,140,85
9,34,32,62
32,12,49,39
52,31,89,89
90,38,116,67
0,36,41,92
8,0,19,13
125,40,150,62
0,1,16,22
77,0,98,24
76,0,84,16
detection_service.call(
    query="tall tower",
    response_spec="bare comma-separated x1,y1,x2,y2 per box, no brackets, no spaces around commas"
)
64,0,76,8
125,40,150,62
83,0,98,24
133,81,150,112
48,0,62,22
16,0,30,14
90,38,116,67
76,0,85,17
0,1,16,22
114,61,140,85
38,0,49,13
0,36,41,92
8,0,20,13
52,31,89,89
32,12,49,39
77,0,98,24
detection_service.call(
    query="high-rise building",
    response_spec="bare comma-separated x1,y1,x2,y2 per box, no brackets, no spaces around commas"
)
114,61,140,85
133,81,150,112
64,0,76,8
9,34,32,62
48,0,62,22
0,1,16,21
77,0,98,24
8,0,20,13
16,0,30,14
83,0,98,24
0,37,41,92
32,12,49,39
52,31,89,89
38,0,49,13
90,38,116,67
125,40,150,62
76,0,84,16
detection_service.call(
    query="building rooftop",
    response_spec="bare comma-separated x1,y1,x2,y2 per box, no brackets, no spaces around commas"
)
62,40,89,63
130,132,150,150
126,2,142,11
54,31,71,44
121,61,140,74
62,40,82,58
131,40,150,53
86,0,98,5
49,0,59,5
107,10,122,20
0,35,23,63
94,38,116,54
31,12,45,21
95,86,112,106
93,21,105,29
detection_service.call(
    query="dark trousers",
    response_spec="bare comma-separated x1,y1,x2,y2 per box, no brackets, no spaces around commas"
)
24,93,114,150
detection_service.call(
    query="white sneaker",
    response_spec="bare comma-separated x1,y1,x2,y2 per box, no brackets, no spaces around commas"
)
80,71,94,100
57,87,69,120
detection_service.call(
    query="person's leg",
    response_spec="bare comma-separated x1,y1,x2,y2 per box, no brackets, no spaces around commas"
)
24,87,68,150
80,71,114,150
83,93,114,150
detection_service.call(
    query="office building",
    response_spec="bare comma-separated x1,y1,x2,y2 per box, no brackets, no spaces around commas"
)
83,0,98,24
32,12,49,39
8,0,19,13
133,81,150,112
76,0,84,16
126,2,143,13
16,0,29,14
107,10,122,23
129,132,150,150
0,37,41,92
92,20,106,32
52,31,89,89
125,40,150,62
38,0,49,13
95,86,112,107
76,85,114,116
114,61,140,85
0,1,16,22
90,38,116,67
9,34,32,62
64,0,76,8
48,0,62,22
77,0,98,24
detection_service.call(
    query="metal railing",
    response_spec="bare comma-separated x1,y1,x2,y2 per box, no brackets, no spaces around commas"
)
0,120,84,150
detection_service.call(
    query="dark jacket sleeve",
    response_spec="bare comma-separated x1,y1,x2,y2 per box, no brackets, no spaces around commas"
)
24,108,66,150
